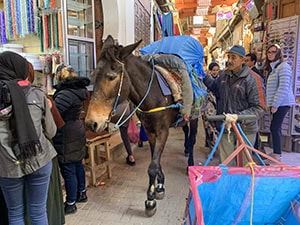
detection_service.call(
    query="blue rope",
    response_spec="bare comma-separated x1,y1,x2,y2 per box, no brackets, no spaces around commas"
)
165,102,182,109
236,123,266,166
204,122,266,166
204,122,225,166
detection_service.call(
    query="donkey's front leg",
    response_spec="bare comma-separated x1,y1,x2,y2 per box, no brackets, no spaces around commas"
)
145,130,168,217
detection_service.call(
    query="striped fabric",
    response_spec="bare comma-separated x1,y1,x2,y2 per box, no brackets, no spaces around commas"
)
266,61,295,107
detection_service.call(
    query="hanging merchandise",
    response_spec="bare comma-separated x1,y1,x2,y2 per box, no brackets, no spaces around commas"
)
3,0,36,40
216,10,233,21
239,0,259,22
38,9,61,52
0,10,7,44
57,11,63,48
162,12,173,37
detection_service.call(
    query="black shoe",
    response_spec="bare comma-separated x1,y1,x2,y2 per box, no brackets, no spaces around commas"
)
77,191,88,203
138,141,143,147
64,202,77,214
126,156,136,166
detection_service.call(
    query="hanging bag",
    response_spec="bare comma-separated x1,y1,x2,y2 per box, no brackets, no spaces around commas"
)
127,117,139,144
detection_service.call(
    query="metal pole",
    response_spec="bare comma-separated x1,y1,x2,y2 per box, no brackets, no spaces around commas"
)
150,0,154,43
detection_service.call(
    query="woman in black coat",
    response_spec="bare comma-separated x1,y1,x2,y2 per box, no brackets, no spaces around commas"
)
52,65,90,215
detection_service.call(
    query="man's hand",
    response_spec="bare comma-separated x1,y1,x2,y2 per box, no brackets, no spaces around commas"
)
183,114,190,121
225,113,238,123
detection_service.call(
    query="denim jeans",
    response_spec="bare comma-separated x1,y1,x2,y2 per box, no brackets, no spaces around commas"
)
0,161,52,225
270,106,291,155
59,161,86,204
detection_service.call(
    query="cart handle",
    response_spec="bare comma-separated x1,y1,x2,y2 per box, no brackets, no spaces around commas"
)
206,114,257,121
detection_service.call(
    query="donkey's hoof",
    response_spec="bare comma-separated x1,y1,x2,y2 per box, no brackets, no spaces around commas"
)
145,200,157,217
155,187,165,200
155,191,165,200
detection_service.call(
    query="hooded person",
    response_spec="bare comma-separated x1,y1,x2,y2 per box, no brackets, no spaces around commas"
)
52,64,90,214
0,51,57,224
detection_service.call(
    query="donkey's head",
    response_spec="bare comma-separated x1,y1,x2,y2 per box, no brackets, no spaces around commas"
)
85,35,141,133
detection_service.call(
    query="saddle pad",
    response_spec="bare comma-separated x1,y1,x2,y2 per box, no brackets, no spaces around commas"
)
155,70,172,96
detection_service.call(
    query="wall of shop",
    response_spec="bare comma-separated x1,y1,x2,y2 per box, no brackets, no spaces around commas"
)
102,0,136,45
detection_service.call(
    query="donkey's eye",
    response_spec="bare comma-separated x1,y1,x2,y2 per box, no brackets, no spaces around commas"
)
108,76,115,81
106,73,117,81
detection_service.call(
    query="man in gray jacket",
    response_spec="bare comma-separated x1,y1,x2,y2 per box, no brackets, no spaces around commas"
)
204,45,265,166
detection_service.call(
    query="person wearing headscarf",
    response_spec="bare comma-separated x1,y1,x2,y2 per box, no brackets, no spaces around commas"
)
208,62,220,78
52,64,90,214
26,63,66,225
202,62,220,152
0,51,57,225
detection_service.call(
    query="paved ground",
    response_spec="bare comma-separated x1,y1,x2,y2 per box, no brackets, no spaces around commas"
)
66,127,193,225
65,119,300,225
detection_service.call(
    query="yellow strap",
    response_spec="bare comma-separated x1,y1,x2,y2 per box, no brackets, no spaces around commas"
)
137,106,167,113
245,161,256,225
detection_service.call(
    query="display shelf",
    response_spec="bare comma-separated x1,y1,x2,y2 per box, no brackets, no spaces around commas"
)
67,17,93,27
67,1,91,12
38,8,61,16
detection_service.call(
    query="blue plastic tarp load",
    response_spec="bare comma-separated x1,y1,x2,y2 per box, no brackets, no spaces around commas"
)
139,35,206,100
185,165,300,225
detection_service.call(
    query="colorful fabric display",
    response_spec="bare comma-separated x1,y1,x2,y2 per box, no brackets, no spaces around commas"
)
3,0,36,40
0,11,7,44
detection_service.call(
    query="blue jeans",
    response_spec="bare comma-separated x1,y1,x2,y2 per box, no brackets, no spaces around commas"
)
270,106,291,155
59,161,86,204
0,161,52,225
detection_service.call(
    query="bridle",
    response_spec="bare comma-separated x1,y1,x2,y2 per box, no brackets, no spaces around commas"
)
105,56,156,130
105,54,182,131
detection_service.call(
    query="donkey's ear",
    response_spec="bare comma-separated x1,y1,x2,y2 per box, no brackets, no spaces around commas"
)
119,39,142,61
102,35,115,49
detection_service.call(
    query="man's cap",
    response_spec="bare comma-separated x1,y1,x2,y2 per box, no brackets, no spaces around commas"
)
227,45,246,57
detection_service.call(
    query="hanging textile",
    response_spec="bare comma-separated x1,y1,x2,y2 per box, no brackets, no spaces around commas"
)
0,11,7,44
50,0,55,8
57,11,63,48
162,12,173,37
43,15,49,49
28,0,35,34
37,16,44,52
3,0,36,40
53,13,59,49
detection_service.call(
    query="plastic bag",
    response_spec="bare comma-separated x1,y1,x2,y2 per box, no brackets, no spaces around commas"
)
127,117,139,143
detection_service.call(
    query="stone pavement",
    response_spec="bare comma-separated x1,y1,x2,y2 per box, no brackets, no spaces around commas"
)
65,127,194,225
65,119,300,225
